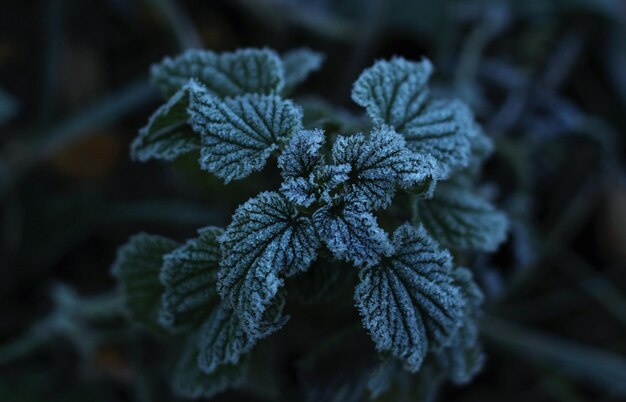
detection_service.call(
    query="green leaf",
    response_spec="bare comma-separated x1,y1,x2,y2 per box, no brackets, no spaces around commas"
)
151,48,284,98
313,195,393,267
112,233,179,330
281,48,325,94
172,334,248,399
352,58,478,178
354,223,465,372
352,57,433,128
218,191,319,336
399,99,474,179
131,80,204,162
416,180,509,252
435,267,485,385
197,304,256,374
189,92,303,183
197,302,285,374
159,226,223,330
332,128,438,209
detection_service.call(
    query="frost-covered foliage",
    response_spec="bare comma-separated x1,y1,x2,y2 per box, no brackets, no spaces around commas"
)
113,48,508,400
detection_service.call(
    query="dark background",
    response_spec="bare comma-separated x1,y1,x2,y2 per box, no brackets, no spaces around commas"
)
1,0,626,401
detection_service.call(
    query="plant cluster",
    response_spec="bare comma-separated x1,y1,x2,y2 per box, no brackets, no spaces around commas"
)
113,47,508,399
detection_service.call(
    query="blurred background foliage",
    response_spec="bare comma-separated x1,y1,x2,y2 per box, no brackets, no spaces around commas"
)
1,0,626,401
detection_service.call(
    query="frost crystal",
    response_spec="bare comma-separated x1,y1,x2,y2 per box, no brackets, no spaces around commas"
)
354,224,465,372
189,92,303,183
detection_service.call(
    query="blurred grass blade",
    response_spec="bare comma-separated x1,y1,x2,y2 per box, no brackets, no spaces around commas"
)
482,316,626,396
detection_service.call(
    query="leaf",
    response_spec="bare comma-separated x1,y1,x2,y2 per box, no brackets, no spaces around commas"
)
435,267,485,384
172,334,248,399
416,180,509,252
398,99,474,179
189,92,303,183
313,195,393,267
278,129,326,206
352,58,477,178
197,304,256,374
131,80,205,162
281,48,325,94
218,191,319,336
354,223,465,372
351,57,433,128
332,128,438,209
151,48,284,98
197,299,287,375
159,226,223,330
112,233,179,330
278,129,325,180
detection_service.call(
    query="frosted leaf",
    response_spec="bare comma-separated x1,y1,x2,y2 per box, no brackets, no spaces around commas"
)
189,92,303,183
400,99,474,179
151,48,284,98
278,129,325,206
313,195,392,267
354,223,465,372
332,128,439,209
112,233,179,330
197,304,260,374
131,80,205,162
172,333,248,399
159,226,223,330
280,177,317,207
218,191,319,336
352,57,433,128
417,180,509,252
317,163,352,200
352,57,478,179
278,129,325,180
435,267,485,384
281,48,325,94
